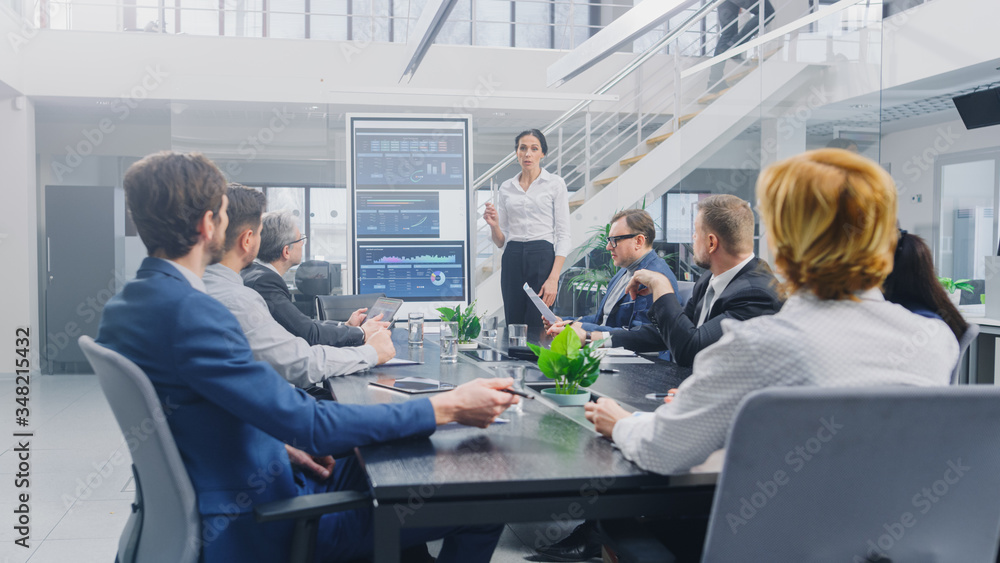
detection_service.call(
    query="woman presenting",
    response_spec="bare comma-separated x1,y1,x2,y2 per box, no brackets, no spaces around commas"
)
483,129,571,329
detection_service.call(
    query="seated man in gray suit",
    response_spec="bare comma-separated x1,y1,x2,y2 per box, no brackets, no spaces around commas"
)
242,209,386,347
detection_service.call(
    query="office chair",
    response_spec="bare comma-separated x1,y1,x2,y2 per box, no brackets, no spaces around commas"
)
952,323,980,385
316,293,385,323
78,336,371,563
701,386,1000,562
675,281,696,308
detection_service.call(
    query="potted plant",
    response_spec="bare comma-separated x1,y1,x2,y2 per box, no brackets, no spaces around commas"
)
436,302,482,351
528,328,605,406
939,277,974,307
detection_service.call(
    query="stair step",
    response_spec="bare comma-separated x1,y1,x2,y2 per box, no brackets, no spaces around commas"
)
697,88,730,104
569,199,586,211
727,65,756,84
619,154,646,167
593,176,618,188
646,132,674,147
679,112,700,126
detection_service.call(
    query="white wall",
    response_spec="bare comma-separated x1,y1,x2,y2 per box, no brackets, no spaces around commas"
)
883,115,1000,242
881,0,1000,90
0,95,37,376
0,5,26,94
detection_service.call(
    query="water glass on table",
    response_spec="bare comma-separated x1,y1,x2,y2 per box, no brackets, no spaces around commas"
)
440,321,459,364
495,365,526,414
508,324,528,348
481,316,499,342
407,312,424,346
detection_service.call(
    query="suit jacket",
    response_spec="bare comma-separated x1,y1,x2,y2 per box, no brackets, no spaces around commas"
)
241,262,364,348
611,257,782,367
97,257,435,562
576,250,679,332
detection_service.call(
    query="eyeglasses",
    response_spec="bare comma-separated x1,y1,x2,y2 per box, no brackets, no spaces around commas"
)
284,235,307,248
605,233,640,249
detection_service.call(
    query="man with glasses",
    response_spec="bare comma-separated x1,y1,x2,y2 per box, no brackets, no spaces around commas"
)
546,209,678,344
243,210,385,347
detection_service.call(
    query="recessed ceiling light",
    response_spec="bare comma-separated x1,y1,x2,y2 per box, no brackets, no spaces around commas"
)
309,105,320,110
493,112,509,117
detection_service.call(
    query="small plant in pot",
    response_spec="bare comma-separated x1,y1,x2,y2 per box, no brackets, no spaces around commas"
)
436,302,482,350
938,277,974,306
528,328,605,406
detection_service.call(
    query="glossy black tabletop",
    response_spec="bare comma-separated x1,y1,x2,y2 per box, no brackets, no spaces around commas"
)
326,325,707,502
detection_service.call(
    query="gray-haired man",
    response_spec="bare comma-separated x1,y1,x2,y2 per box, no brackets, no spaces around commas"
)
242,210,386,347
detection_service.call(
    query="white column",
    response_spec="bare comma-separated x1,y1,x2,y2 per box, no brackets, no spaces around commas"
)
0,94,39,375
757,117,806,266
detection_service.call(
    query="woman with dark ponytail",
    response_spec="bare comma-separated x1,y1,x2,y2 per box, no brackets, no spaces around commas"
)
882,231,967,342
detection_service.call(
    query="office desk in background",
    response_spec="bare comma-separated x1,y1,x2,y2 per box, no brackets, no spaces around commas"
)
326,327,715,563
961,305,1000,384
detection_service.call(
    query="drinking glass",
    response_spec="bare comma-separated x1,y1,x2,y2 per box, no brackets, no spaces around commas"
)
407,312,424,346
481,316,498,341
440,321,459,364
495,365,526,414
508,324,528,348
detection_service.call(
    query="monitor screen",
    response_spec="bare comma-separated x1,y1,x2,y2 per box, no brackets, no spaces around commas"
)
356,240,466,302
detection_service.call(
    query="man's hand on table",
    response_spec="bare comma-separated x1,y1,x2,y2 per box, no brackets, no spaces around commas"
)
546,320,587,342
430,378,518,428
285,444,335,480
367,328,396,364
584,397,633,440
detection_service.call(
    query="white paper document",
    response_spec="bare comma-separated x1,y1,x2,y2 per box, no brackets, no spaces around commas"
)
523,283,560,324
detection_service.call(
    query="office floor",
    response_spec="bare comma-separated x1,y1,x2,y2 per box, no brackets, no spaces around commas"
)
0,375,595,562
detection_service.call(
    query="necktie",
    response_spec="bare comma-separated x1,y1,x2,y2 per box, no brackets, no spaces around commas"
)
600,271,632,325
697,284,716,327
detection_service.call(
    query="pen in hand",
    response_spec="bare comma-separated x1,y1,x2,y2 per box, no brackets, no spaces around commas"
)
499,387,534,400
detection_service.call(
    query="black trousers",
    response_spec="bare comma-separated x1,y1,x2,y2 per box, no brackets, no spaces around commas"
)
501,240,555,329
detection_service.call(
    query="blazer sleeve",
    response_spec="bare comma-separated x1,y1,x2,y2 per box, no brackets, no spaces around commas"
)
172,293,436,457
608,323,667,353
255,275,365,347
651,284,780,367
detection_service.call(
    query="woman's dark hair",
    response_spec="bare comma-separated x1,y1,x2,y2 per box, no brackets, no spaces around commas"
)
883,232,968,341
515,129,548,155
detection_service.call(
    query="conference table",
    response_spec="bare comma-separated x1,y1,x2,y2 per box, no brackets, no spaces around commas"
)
325,326,718,563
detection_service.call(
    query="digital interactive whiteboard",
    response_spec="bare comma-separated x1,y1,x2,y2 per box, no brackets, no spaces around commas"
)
347,115,473,319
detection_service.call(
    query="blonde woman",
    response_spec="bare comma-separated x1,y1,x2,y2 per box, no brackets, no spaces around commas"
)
585,148,957,476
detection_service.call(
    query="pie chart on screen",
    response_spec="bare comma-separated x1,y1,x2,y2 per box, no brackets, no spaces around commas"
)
430,271,446,286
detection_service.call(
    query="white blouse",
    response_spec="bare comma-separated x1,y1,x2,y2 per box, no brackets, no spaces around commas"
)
497,167,571,257
612,288,958,475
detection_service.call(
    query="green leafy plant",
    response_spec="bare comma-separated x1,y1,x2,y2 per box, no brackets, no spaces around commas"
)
436,302,481,343
527,329,605,395
938,277,974,294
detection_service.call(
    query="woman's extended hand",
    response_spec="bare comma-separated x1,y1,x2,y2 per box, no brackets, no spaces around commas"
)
483,202,500,228
539,277,558,307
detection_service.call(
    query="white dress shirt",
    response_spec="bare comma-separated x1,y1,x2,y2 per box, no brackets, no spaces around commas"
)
497,167,572,257
157,258,207,293
203,264,377,387
612,288,958,475
697,253,755,326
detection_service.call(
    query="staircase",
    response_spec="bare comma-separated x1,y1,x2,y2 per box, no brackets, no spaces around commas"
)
472,0,883,317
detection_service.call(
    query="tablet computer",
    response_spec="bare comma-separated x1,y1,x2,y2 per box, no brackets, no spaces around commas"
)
369,377,455,394
366,297,403,322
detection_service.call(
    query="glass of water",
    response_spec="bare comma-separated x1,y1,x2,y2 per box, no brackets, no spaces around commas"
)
481,316,498,342
508,324,528,348
440,321,459,364
407,312,424,346
495,365,526,414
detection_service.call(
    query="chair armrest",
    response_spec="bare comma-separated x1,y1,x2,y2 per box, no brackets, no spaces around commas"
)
255,491,371,523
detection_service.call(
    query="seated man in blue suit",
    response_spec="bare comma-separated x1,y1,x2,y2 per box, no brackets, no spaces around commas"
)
546,209,678,344
96,151,513,563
